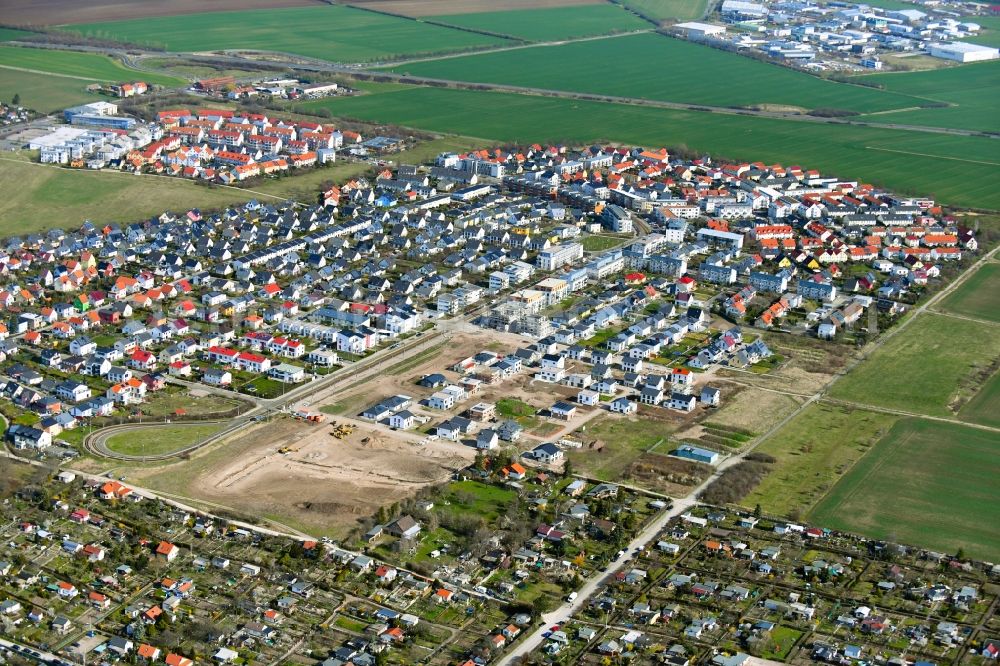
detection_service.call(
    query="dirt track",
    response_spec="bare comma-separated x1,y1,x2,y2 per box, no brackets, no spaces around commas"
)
1,0,323,26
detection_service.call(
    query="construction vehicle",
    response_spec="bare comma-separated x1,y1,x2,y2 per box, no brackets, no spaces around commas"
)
330,422,355,439
293,408,325,423
278,446,299,454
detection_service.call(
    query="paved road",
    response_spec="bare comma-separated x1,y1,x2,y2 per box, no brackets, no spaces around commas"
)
82,328,449,461
504,245,1000,663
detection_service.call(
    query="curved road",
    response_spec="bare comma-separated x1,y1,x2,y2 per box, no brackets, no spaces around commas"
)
81,327,450,461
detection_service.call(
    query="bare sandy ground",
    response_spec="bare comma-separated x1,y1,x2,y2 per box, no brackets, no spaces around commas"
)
186,416,474,537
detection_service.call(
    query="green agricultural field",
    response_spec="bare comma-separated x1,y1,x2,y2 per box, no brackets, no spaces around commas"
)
104,423,225,457
387,33,926,113
810,418,1000,561
938,261,1000,322
302,86,1000,209
429,5,647,41
0,28,37,42
958,369,1000,429
0,45,183,86
0,68,98,111
619,0,710,21
857,60,1000,132
744,403,899,519
0,159,261,231
828,313,1000,417
65,6,507,63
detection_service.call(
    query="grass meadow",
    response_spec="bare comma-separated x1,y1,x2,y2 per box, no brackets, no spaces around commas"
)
828,313,1000,417
0,68,98,111
938,261,1000,322
301,86,1000,209
0,158,256,232
810,418,1000,560
744,403,899,519
958,369,1000,429
64,5,507,62
104,423,226,457
0,45,183,86
429,4,648,41
387,33,927,113
618,0,711,21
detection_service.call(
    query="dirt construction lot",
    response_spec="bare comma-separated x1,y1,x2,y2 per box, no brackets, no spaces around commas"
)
2,0,322,26
347,0,606,17
199,418,472,536
123,328,531,537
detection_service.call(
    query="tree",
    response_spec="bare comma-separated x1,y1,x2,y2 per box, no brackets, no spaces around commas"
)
754,503,762,519
563,459,574,478
11,94,20,106
531,595,553,617
956,547,966,561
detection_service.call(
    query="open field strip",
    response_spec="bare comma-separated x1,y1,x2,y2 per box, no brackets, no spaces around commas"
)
63,5,509,62
0,64,99,81
809,418,1000,561
863,146,1000,166
427,4,648,41
0,68,99,111
958,368,1000,429
855,59,1000,134
618,0,711,21
827,312,1000,418
0,157,275,231
385,33,927,114
0,45,183,86
937,261,1000,323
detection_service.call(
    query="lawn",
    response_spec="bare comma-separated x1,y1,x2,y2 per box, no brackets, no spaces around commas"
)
443,480,519,521
386,33,926,114
568,412,673,481
745,403,899,519
580,234,627,252
0,159,259,232
618,0,710,21
428,5,647,41
103,423,225,457
64,6,508,63
496,398,536,419
856,60,1000,132
828,313,1000,417
938,261,1000,323
302,86,1000,210
142,389,247,418
0,67,99,112
0,45,184,86
810,418,1000,561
